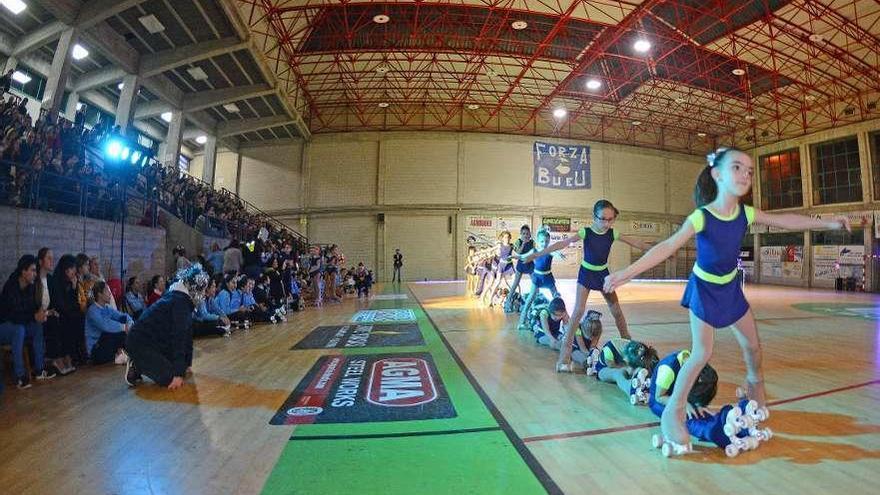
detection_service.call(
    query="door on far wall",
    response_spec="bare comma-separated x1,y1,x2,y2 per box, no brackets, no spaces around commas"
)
386,214,455,282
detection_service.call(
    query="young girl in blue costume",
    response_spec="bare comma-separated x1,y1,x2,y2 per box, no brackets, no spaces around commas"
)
504,225,535,311
523,200,651,371
483,231,515,306
648,349,772,457
604,148,850,453
516,228,564,329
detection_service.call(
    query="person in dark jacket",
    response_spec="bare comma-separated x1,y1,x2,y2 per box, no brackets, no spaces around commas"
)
0,255,57,389
46,254,83,375
125,264,209,389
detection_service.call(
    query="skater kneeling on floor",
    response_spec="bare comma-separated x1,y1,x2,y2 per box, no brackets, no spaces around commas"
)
647,349,770,455
534,297,569,350
125,264,209,390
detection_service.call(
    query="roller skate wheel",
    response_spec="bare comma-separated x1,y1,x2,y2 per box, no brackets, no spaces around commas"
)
754,427,773,441
723,423,737,438
736,386,747,399
725,444,740,458
635,368,649,382
556,362,573,373
630,394,638,406
753,407,770,422
631,377,641,388
745,437,760,450
651,434,663,449
661,443,673,457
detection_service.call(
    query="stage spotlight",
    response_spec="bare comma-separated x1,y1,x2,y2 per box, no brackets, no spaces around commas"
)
130,151,142,164
105,140,123,159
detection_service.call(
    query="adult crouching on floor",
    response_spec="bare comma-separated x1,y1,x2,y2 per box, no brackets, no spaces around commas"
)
124,264,209,390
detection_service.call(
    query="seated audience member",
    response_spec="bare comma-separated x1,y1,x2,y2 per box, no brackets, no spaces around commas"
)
145,275,166,307
124,276,146,318
0,255,57,389
85,281,134,365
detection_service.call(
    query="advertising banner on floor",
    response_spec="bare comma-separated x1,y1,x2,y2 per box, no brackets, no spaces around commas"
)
270,353,456,425
292,323,424,350
533,141,591,190
351,309,417,324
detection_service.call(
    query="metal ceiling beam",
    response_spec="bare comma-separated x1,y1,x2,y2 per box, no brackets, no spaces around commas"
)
522,0,667,127
217,115,294,137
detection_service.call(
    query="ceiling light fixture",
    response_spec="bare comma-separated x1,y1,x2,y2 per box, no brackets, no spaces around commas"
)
732,68,746,76
467,104,480,110
71,44,89,60
553,107,567,118
138,14,166,34
11,71,31,84
373,14,390,24
196,135,208,144
1,0,26,15
161,112,173,122
511,20,528,30
633,39,651,52
378,102,390,108
586,79,602,90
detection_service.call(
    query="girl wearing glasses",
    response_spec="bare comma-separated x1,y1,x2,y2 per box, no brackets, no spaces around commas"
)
521,199,651,372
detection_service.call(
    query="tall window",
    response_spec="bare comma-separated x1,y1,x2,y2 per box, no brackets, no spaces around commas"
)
811,137,862,205
759,148,802,209
870,132,880,200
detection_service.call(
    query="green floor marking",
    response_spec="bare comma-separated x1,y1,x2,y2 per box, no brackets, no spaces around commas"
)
792,302,880,320
261,287,549,494
262,430,546,495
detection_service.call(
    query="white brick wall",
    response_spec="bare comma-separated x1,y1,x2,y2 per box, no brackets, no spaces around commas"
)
238,144,304,211
383,138,458,205
308,138,378,208
386,214,454,281
0,206,166,281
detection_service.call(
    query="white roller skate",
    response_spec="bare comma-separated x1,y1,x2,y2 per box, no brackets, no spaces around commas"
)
556,361,574,373
723,435,758,458
584,347,601,376
722,406,755,438
629,368,650,406
243,319,252,330
651,433,693,457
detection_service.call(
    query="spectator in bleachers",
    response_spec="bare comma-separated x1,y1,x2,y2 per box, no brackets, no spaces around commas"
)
223,239,243,274
191,277,230,339
85,281,133,365
0,255,57,389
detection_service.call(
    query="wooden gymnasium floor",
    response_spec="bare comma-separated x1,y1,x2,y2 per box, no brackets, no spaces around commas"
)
1,280,879,494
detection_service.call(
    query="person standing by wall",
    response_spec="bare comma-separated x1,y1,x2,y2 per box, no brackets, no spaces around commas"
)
392,248,403,283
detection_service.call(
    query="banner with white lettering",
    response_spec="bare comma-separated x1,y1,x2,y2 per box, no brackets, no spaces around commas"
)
533,141,591,189
292,323,424,350
270,353,456,425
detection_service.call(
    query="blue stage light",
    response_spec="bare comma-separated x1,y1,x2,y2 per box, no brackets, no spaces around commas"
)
105,140,123,159
120,147,130,160
130,151,141,164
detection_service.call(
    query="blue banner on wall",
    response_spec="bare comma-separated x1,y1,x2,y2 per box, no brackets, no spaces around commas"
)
533,141,591,189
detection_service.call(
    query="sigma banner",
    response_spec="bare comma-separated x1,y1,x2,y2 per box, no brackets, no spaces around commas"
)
270,353,456,425
533,141,591,189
